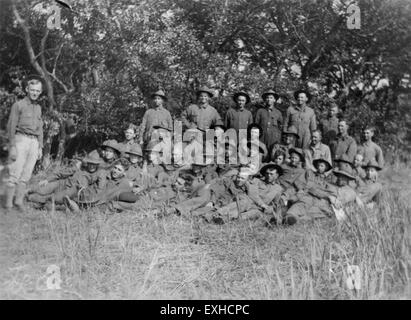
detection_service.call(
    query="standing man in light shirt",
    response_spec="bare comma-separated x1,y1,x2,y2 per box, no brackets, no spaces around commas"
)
285,89,317,149
304,129,332,171
5,75,44,212
139,89,173,147
182,86,221,131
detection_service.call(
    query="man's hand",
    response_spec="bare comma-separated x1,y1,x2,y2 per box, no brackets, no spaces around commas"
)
37,147,43,160
9,145,17,162
39,179,48,187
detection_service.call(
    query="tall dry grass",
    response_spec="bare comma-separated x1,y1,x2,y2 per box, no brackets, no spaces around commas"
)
0,166,410,299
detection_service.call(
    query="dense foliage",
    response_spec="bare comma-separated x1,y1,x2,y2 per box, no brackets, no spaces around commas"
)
1,0,410,164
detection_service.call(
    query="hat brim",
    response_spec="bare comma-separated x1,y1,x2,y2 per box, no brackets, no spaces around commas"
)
233,93,251,104
294,90,311,102
333,169,356,180
289,148,305,162
101,145,122,154
362,164,382,171
282,130,299,139
313,159,332,172
260,163,283,176
262,92,279,101
151,94,167,100
125,151,143,157
196,90,214,98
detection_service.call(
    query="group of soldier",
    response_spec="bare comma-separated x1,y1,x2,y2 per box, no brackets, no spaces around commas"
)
4,75,385,226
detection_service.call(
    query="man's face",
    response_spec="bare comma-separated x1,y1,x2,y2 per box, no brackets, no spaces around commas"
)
285,134,295,145
236,95,247,109
192,165,203,176
235,173,248,187
297,93,308,105
336,175,348,187
265,168,279,184
129,154,142,165
330,106,338,117
363,129,373,141
124,129,136,141
149,151,161,164
274,154,284,165
265,95,276,107
290,153,301,167
353,155,363,168
198,92,210,104
26,82,42,101
103,148,116,160
111,164,125,179
366,167,378,180
250,128,260,139
311,132,321,145
338,121,348,135
153,96,163,107
317,162,327,174
86,163,98,173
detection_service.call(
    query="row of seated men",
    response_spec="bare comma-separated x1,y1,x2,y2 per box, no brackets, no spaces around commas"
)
26,122,384,226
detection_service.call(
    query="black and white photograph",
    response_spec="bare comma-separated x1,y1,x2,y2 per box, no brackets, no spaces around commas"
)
0,0,410,304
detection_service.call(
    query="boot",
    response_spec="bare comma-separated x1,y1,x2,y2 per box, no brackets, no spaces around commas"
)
4,184,16,212
14,182,27,212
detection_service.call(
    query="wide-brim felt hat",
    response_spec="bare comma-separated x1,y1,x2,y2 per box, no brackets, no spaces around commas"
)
125,144,143,157
101,139,122,154
288,147,305,162
282,125,299,139
83,150,104,165
259,162,283,176
247,141,268,159
362,159,382,171
333,167,356,180
151,89,167,100
333,154,353,167
262,89,279,101
313,158,333,172
196,86,214,98
294,89,311,102
233,91,251,104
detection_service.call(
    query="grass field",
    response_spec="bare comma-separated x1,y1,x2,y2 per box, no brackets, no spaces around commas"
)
0,163,410,300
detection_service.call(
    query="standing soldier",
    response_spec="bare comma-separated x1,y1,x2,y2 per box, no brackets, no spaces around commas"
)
320,102,340,145
330,120,357,164
358,126,384,169
5,75,44,212
255,89,283,153
139,90,173,147
225,90,253,139
182,86,221,131
285,89,317,149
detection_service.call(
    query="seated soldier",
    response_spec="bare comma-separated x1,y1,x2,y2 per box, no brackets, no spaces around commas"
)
29,157,83,196
283,161,361,226
205,164,283,224
356,159,383,205
64,159,133,212
101,139,122,169
272,149,286,167
27,150,106,208
270,125,299,164
352,153,366,184
279,147,306,201
309,157,333,184
118,125,140,157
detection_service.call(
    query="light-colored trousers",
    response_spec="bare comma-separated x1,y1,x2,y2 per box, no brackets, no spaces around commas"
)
7,134,39,186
